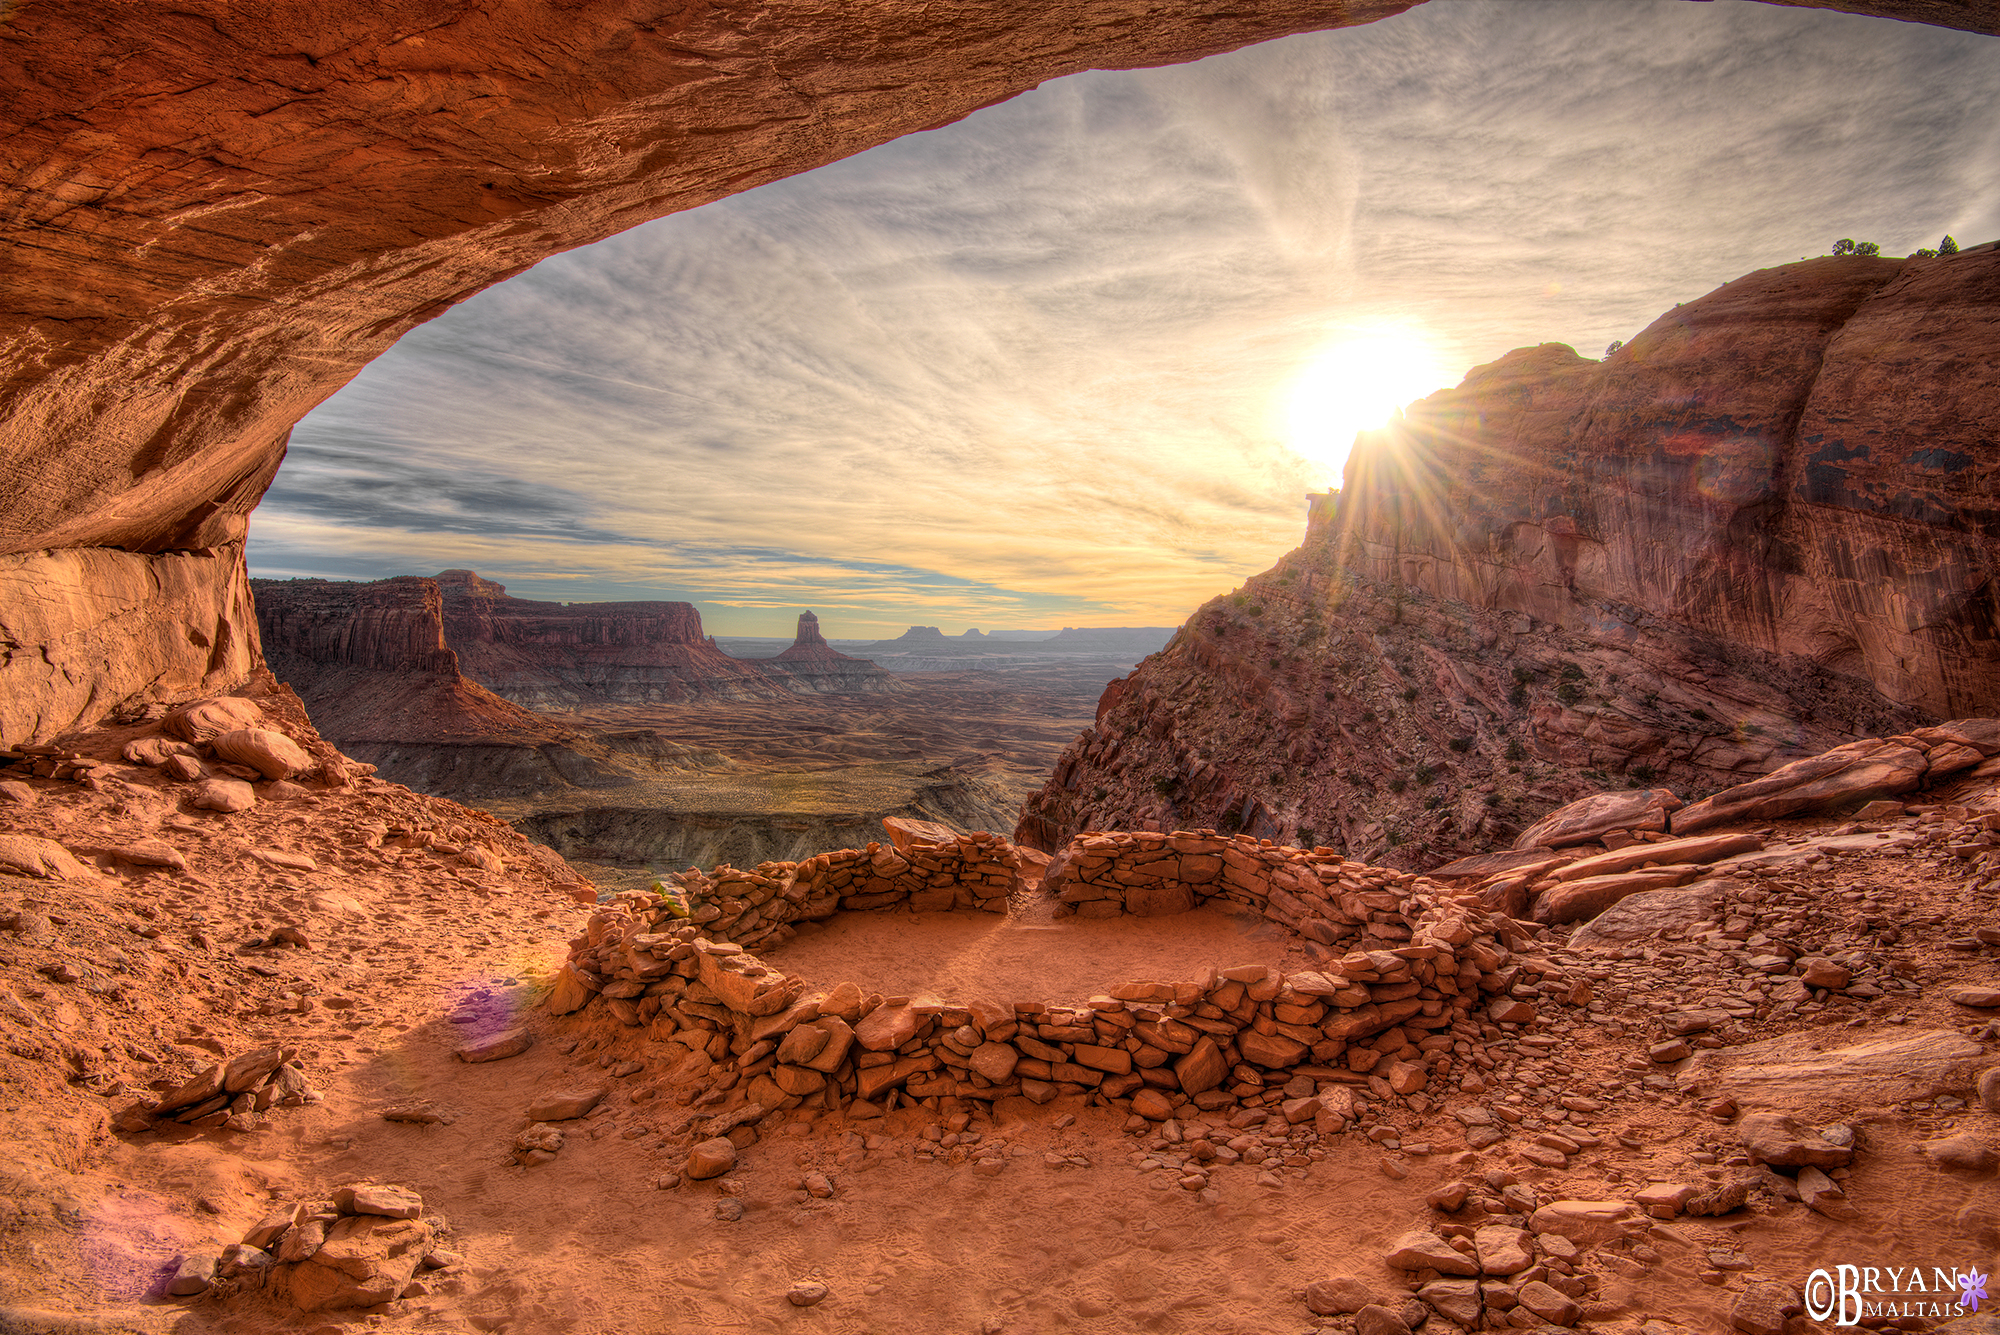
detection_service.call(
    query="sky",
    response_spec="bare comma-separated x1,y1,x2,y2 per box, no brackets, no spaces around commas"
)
246,0,2000,639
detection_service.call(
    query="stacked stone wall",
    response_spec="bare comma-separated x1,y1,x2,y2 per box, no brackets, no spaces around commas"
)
547,826,1534,1128
652,829,1020,955
1045,829,1420,953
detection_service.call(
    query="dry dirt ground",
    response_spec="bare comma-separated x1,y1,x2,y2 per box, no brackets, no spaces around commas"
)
4,725,2000,1335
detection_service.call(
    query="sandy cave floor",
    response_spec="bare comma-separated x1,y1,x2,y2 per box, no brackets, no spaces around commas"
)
4,739,2000,1334
761,900,1314,1005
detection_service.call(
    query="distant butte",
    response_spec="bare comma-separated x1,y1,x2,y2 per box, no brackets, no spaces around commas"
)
741,611,904,694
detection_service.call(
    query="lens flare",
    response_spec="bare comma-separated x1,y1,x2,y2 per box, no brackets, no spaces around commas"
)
1285,327,1452,483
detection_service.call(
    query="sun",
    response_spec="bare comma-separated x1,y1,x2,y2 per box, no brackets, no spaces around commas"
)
1284,327,1452,483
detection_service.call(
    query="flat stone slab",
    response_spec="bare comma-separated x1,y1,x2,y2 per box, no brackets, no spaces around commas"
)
1568,883,1728,948
1677,1029,1989,1114
456,1027,533,1063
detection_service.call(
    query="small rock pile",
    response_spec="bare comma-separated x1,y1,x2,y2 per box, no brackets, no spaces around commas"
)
115,1045,321,1133
165,1182,458,1311
0,693,364,818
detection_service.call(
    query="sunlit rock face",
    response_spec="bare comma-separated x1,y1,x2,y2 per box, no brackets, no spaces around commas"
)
252,573,636,795
0,0,1988,745
427,570,785,708
1017,252,1995,866
1338,254,2000,720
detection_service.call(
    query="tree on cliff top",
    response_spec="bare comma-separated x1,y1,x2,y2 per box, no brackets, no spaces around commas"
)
1831,238,1881,257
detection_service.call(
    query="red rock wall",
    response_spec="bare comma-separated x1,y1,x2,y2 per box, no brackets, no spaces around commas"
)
255,576,460,676
432,570,785,706
1335,253,2000,719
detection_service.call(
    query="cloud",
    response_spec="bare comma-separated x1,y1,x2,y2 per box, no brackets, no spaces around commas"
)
251,0,2000,637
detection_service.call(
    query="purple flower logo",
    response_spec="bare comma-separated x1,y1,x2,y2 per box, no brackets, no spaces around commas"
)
1962,1270,1989,1312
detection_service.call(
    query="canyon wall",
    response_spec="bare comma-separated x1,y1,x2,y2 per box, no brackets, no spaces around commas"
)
253,575,634,796
1018,251,1997,867
431,570,786,708
1,0,1988,746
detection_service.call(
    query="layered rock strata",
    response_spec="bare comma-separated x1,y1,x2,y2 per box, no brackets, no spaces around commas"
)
253,576,631,795
1020,252,1999,867
432,570,785,708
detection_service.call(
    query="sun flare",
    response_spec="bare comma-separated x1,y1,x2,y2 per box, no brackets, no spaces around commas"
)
1285,327,1452,483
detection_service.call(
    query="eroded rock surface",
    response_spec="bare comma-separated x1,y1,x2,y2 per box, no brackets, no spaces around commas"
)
1019,252,1997,865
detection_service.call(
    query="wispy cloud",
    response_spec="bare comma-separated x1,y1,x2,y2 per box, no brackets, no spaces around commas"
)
251,0,2000,638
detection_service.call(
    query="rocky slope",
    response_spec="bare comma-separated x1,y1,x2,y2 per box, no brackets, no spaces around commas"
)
6,700,2000,1331
254,575,637,797
731,611,903,695
1019,251,1998,867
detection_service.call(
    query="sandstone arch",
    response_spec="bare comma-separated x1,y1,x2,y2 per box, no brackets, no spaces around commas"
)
0,0,1992,744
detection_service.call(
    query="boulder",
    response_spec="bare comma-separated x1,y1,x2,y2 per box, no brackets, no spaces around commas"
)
1304,1274,1381,1315
1513,789,1681,850
1473,1224,1533,1275
281,1216,434,1311
1736,1114,1852,1168
0,835,93,881
109,839,188,871
1526,1200,1643,1246
526,1087,605,1121
1671,738,1928,835
211,727,312,780
544,965,596,1016
191,778,256,813
1730,1282,1803,1335
853,1003,920,1052
1918,1133,1999,1173
1567,882,1728,947
163,697,264,743
457,1028,533,1063
1418,1279,1482,1326
1384,1230,1479,1276
1546,832,1764,881
1678,1029,1987,1113
1532,865,1707,924
223,1047,284,1092
334,1185,423,1219
1174,1037,1228,1095
685,1137,738,1179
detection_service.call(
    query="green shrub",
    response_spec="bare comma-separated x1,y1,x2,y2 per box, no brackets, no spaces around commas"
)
1556,682,1584,705
1447,736,1473,753
1415,764,1436,786
1558,661,1585,682
1151,775,1176,796
1389,778,1408,794
1401,686,1420,703
1505,739,1526,762
1942,234,1960,255
1508,683,1528,708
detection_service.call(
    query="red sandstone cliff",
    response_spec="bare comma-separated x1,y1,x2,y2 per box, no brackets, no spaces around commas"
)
253,575,633,795
431,570,786,708
1017,251,1997,866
